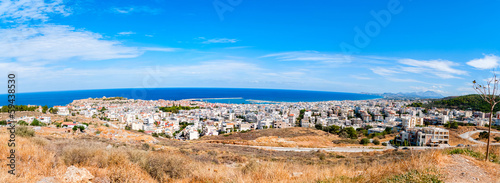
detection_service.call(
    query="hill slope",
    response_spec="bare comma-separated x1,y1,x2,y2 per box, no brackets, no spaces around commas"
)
199,127,341,147
425,94,500,112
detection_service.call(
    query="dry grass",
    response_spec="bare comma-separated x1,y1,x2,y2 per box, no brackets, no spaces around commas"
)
199,127,342,147
2,128,500,183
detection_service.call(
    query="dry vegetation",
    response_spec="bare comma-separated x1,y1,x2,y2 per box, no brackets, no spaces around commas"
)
447,126,500,146
198,127,345,147
1,126,500,183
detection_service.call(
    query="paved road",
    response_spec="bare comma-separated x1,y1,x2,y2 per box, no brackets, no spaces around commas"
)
246,145,388,152
223,144,451,152
459,130,500,145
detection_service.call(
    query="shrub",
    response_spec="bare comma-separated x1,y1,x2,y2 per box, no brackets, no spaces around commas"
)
382,142,387,146
16,126,35,137
30,137,49,146
139,153,192,181
138,129,145,133
447,148,483,159
479,131,489,139
242,160,260,174
385,169,442,183
18,120,28,126
373,139,380,145
142,143,150,150
495,137,500,142
360,138,370,145
30,119,46,126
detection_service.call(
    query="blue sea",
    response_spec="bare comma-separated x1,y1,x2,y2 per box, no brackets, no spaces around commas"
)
0,88,381,107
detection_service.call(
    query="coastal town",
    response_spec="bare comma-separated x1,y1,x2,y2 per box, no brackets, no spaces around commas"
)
5,96,500,147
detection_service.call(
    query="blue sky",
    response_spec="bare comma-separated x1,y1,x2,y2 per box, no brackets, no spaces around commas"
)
1,0,500,96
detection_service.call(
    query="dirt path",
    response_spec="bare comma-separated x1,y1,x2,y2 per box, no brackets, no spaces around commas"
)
441,154,494,183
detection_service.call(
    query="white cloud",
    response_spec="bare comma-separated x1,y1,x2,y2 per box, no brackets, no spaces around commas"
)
117,31,136,36
350,75,372,80
370,67,400,76
262,51,351,63
202,38,238,44
112,6,161,14
0,0,70,23
398,58,466,79
466,54,500,70
0,25,141,62
141,47,180,52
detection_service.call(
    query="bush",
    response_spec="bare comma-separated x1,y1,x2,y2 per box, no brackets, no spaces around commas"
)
18,120,28,126
479,131,489,139
360,138,370,145
447,148,483,159
139,153,192,181
242,160,260,174
382,142,387,146
373,139,380,145
30,137,49,146
385,169,441,183
495,137,500,142
16,126,35,137
142,143,150,150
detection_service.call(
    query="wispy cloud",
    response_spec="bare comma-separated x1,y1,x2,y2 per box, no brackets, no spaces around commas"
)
466,54,500,70
350,75,372,80
370,67,400,76
0,0,70,23
117,31,136,36
201,38,238,44
398,58,467,79
0,25,141,62
261,51,351,63
225,46,253,49
112,6,161,14
141,47,180,52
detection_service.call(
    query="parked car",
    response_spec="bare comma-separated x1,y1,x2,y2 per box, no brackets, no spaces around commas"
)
457,144,465,147
402,147,409,150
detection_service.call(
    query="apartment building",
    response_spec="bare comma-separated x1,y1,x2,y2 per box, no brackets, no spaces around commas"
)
396,127,449,146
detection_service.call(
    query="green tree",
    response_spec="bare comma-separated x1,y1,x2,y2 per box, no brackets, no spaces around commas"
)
30,119,45,126
373,139,380,145
72,126,78,132
315,123,323,130
78,126,85,132
345,127,358,139
18,120,28,126
0,120,6,125
42,105,48,113
479,131,489,139
360,138,370,145
494,136,500,142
